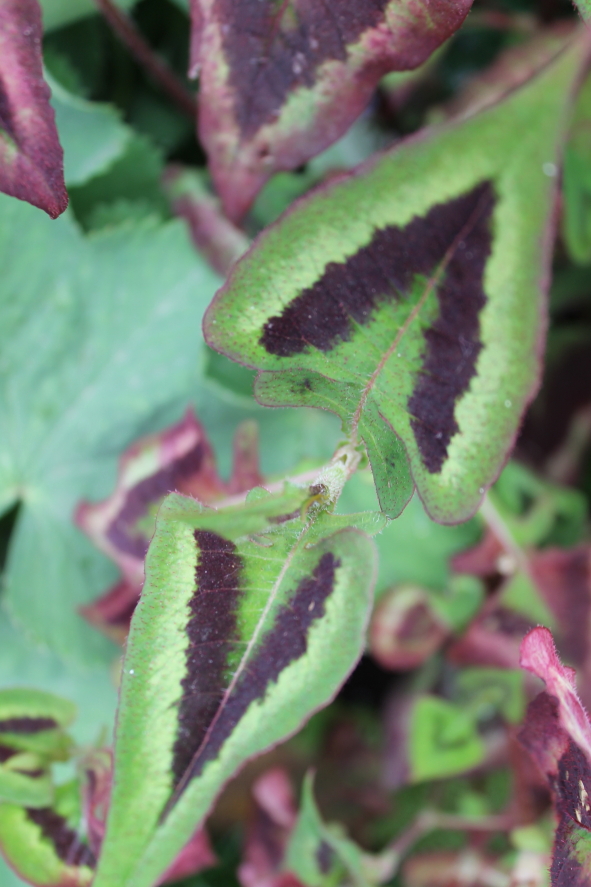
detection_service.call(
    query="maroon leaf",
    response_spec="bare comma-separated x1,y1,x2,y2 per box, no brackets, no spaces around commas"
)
76,409,264,641
238,768,297,887
163,165,249,276
0,0,67,218
158,826,216,885
519,628,591,886
189,0,474,220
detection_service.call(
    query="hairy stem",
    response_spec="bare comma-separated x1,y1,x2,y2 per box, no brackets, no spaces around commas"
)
92,0,196,118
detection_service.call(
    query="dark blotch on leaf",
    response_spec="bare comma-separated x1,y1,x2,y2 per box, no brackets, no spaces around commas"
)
0,717,57,734
408,184,494,473
0,745,15,763
174,551,339,795
26,808,96,868
218,0,389,138
107,442,205,560
260,184,493,360
316,840,335,874
171,530,243,784
260,183,494,473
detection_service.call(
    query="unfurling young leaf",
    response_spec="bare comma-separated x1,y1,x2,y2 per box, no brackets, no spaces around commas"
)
519,627,591,886
0,0,67,217
0,800,96,887
0,688,75,811
0,691,96,887
205,38,588,524
189,0,474,220
92,474,379,887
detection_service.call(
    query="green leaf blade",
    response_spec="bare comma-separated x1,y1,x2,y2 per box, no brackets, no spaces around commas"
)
205,39,587,523
93,491,377,887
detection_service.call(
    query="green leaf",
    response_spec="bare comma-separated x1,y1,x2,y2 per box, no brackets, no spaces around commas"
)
455,667,525,724
573,0,591,21
0,801,95,887
285,773,374,887
0,689,75,760
409,696,485,782
0,194,221,663
39,0,137,32
204,39,587,523
563,73,591,264
48,72,132,188
0,615,117,749
68,134,167,231
92,485,377,887
0,755,53,809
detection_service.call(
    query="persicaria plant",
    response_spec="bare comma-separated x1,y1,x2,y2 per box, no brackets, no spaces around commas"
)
3,1,591,885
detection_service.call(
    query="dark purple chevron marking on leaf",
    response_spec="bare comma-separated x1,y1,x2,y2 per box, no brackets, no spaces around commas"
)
260,183,493,358
26,808,96,868
107,442,206,560
217,0,389,139
316,840,335,875
171,530,244,784
0,745,15,763
260,183,494,473
170,551,339,800
0,716,57,734
408,185,494,473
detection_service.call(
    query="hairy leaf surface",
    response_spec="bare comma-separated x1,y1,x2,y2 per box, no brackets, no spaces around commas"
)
76,410,263,641
0,195,220,663
205,40,587,523
0,799,95,887
190,0,474,220
0,0,67,217
519,628,591,886
93,486,379,887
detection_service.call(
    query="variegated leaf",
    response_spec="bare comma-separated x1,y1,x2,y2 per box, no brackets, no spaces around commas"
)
190,0,474,220
92,478,380,887
519,627,591,886
76,409,263,641
204,37,588,523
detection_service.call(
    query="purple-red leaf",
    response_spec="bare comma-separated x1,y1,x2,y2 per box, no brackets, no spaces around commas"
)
163,165,249,276
190,0,474,220
521,627,591,762
519,628,591,886
369,585,450,671
0,0,67,218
